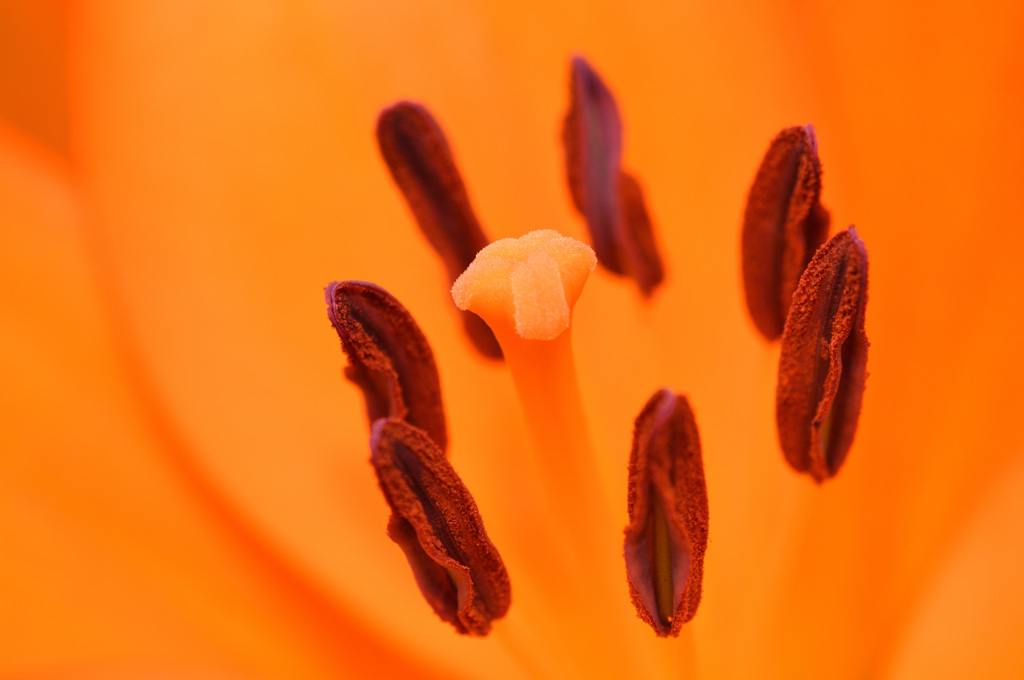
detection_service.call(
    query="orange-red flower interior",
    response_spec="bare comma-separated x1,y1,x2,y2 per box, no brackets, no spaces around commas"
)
2,1,1024,679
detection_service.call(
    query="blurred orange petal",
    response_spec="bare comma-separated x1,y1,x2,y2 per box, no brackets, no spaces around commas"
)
0,124,450,679
888,453,1024,678
0,0,1019,677
0,0,70,154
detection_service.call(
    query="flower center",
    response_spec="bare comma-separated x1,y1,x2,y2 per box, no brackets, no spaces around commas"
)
324,50,871,679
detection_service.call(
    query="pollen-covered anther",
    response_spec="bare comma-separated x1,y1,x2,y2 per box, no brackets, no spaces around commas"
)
325,280,448,452
376,101,503,359
562,56,665,297
624,389,709,637
776,227,869,482
451,229,596,341
370,418,511,636
741,124,831,341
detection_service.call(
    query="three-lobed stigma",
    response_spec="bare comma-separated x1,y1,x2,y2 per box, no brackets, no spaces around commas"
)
451,229,596,342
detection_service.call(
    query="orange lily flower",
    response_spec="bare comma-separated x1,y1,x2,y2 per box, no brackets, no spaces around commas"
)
3,1,1024,678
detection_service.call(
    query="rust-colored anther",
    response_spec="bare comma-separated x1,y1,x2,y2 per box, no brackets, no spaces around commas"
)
370,417,511,636
376,101,503,359
741,124,831,341
326,280,448,452
562,56,665,297
618,172,665,296
624,389,709,637
776,227,869,483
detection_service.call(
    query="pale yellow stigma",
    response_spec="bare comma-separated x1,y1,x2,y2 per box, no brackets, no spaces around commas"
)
451,229,596,341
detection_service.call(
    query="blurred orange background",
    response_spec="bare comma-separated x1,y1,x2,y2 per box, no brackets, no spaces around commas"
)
2,1,1023,678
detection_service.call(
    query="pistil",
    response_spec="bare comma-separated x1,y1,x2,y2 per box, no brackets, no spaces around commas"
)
452,230,609,562
452,230,658,676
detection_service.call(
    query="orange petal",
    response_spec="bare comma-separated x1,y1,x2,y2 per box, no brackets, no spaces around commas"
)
0,0,70,154
887,453,1024,679
0,124,450,679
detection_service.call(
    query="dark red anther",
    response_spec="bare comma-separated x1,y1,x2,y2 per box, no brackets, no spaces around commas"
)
326,280,447,452
618,172,665,297
562,56,665,297
371,417,511,635
624,389,709,637
376,101,503,359
742,125,831,341
776,227,869,482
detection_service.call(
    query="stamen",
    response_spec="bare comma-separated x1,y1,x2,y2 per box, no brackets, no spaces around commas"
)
624,389,709,637
618,171,665,296
376,101,503,359
562,56,665,297
776,227,869,482
370,417,511,635
326,280,448,452
742,124,831,341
